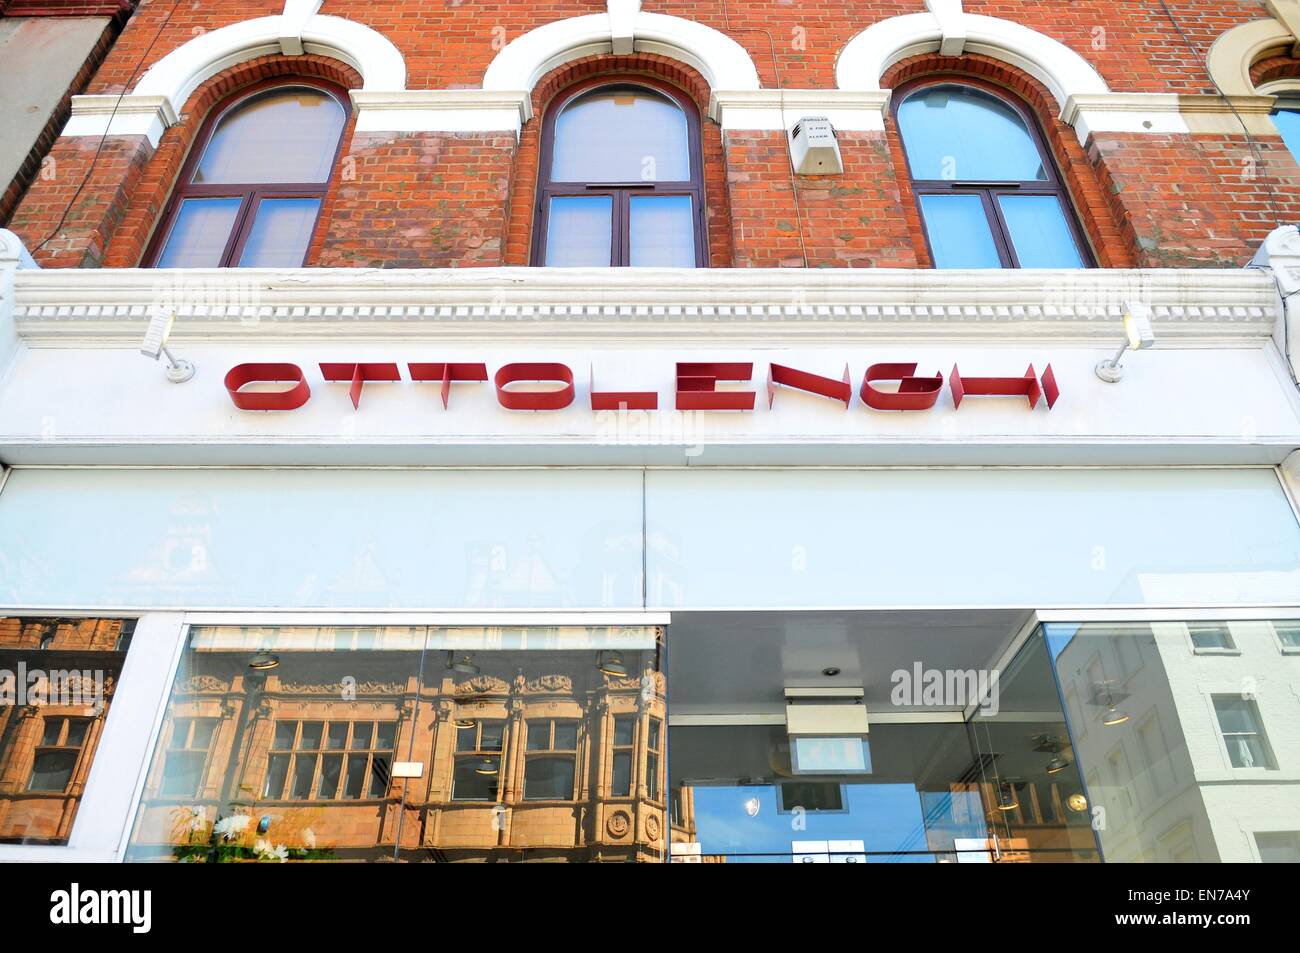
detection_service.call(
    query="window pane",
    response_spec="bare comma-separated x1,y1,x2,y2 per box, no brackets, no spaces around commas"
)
527,721,550,751
551,88,690,182
611,751,632,797
317,754,343,799
524,756,575,800
997,194,1084,268
553,721,579,751
190,718,217,750
452,759,498,801
375,722,397,750
544,196,612,266
368,756,391,797
154,197,242,268
479,721,505,752
919,194,1002,268
613,716,635,747
629,195,696,267
28,751,77,792
1213,697,1259,735
1256,831,1300,863
298,721,324,749
648,719,661,750
1275,622,1300,648
1272,108,1300,163
455,725,478,752
273,721,297,749
1188,623,1233,650
350,722,373,750
160,751,204,798
237,198,321,268
41,719,63,747
342,754,367,799
325,722,348,750
646,752,659,800
290,754,318,799
263,753,290,799
898,84,1047,181
194,87,345,185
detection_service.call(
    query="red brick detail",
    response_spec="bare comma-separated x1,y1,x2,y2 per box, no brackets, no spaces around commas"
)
1252,52,1300,89
504,52,733,268
882,54,1134,269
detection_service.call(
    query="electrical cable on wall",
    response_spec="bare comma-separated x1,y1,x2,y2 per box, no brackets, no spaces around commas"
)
31,0,186,258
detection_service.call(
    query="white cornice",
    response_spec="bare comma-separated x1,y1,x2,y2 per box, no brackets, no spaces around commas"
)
1063,92,1281,141
349,90,533,137
710,89,891,132
9,266,1278,345
64,95,180,149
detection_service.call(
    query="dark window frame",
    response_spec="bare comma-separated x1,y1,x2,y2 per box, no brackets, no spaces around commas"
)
27,716,91,793
522,717,579,801
144,77,350,268
531,75,707,267
892,75,1095,269
262,718,396,802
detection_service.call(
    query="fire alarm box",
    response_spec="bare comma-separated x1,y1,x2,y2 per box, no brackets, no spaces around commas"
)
788,116,843,175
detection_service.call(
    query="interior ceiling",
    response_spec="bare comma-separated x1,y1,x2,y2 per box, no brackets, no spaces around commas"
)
667,608,1035,715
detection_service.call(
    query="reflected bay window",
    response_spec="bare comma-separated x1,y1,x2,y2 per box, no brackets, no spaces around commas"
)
895,81,1091,269
534,79,705,267
523,718,578,800
452,719,504,801
1213,697,1275,769
147,81,348,268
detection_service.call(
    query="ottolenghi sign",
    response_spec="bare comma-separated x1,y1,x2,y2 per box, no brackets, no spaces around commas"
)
223,360,1060,414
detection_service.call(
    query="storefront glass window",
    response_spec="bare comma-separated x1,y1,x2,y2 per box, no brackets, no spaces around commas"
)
0,617,134,845
126,624,665,862
1044,620,1300,862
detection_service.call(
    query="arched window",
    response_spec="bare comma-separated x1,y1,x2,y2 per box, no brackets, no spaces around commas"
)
895,80,1091,269
533,79,705,267
147,81,348,268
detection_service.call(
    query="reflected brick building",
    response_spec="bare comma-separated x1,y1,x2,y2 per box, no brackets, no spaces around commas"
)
129,638,675,862
0,617,129,844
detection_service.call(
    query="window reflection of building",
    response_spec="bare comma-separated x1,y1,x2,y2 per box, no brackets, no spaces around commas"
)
1047,620,1300,862
0,617,131,845
128,630,669,862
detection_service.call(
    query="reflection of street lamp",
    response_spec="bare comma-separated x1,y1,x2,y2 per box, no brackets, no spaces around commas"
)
249,650,280,670
447,652,480,675
597,651,629,677
996,785,1019,812
474,757,499,776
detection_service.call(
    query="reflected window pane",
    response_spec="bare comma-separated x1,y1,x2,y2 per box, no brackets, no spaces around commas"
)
614,716,635,747
552,88,690,182
527,721,550,751
524,756,575,800
160,751,205,797
154,198,242,268
326,722,348,750
342,755,367,799
544,196,612,266
299,721,323,749
350,722,372,750
553,721,579,751
237,198,321,268
898,85,1047,180
612,751,632,797
318,754,343,799
919,194,1002,268
1256,831,1300,863
194,88,345,185
452,759,498,801
375,722,397,750
290,755,318,799
997,194,1084,268
263,753,290,799
1272,108,1300,163
368,756,391,798
1188,623,1234,651
0,618,130,844
629,195,696,267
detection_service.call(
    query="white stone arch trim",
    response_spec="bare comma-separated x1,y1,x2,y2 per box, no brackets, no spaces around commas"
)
836,10,1109,112
63,13,406,146
481,9,761,107
1208,17,1298,98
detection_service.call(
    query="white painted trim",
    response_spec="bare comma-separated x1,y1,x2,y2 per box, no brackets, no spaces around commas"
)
10,264,1278,345
836,11,1108,116
1063,93,1281,143
711,89,891,132
1208,17,1297,98
350,89,532,137
62,13,407,141
482,10,760,113
180,610,669,626
63,94,179,149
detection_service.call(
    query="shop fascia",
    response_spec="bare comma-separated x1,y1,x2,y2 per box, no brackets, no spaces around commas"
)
225,358,1061,413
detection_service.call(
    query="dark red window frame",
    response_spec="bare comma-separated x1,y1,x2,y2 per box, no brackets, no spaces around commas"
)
892,76,1095,269
531,75,707,267
144,78,350,268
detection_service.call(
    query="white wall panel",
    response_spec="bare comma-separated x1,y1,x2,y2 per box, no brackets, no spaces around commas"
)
644,469,1300,608
0,468,644,609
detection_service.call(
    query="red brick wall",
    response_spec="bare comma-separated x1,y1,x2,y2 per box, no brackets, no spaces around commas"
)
6,1,1299,270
